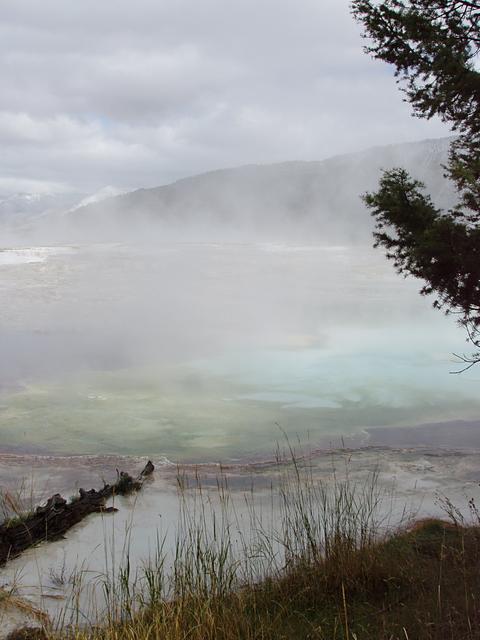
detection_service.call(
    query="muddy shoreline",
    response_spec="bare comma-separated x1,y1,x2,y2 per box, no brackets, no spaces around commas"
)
1,422,480,636
0,419,478,518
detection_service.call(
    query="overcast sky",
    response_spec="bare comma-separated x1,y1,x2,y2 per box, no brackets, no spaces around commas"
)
1,0,450,196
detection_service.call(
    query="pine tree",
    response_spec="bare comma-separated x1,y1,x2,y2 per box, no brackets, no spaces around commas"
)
352,0,480,370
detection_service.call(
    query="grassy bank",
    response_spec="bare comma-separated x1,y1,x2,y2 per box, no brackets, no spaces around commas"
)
6,456,480,640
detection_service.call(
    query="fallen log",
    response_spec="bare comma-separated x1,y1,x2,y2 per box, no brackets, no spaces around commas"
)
0,460,154,566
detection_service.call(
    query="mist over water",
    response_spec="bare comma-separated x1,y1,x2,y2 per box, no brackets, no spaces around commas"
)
0,137,472,461
1,148,479,630
1,239,478,461
0,0,472,626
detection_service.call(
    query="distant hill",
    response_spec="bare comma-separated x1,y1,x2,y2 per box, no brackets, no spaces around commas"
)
0,192,83,225
31,137,458,244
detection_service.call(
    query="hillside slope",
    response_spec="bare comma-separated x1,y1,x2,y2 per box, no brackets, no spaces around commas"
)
38,137,457,243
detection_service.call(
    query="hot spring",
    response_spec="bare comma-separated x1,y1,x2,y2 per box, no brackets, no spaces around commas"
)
0,241,478,461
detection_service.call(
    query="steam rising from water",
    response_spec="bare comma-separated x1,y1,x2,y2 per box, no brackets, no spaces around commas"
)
0,242,478,461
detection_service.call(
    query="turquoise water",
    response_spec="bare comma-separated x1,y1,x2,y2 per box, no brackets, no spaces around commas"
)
0,243,478,461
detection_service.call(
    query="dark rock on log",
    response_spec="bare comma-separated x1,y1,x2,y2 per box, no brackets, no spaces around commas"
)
0,460,154,566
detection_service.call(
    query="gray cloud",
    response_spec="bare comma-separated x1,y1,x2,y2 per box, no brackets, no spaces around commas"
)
0,0,450,196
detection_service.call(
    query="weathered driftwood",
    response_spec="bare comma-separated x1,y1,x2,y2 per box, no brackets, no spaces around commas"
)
0,460,154,566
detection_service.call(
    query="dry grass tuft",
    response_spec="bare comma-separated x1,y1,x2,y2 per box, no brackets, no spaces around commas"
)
5,455,480,639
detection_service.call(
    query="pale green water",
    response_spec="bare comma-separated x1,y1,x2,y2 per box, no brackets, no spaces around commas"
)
0,243,478,461
1,242,480,631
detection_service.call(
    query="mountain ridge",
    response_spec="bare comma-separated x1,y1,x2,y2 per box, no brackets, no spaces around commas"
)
9,136,457,244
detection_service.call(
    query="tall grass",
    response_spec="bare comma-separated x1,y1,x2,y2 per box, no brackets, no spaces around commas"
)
7,450,480,640
43,451,390,638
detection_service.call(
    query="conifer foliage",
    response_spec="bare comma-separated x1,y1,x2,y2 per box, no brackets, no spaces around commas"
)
352,0,480,369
